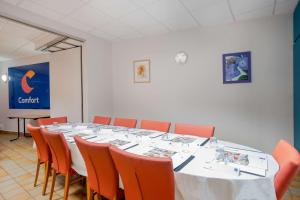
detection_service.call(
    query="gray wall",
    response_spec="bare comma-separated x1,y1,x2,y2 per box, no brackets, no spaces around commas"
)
112,15,293,153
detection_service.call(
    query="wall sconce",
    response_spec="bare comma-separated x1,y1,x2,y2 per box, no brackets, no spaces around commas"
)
175,51,188,65
1,73,8,83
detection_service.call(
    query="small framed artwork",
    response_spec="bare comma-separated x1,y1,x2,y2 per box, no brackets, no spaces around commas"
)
223,51,251,84
133,59,150,83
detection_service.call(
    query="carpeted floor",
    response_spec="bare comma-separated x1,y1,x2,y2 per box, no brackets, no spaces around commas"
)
0,131,299,200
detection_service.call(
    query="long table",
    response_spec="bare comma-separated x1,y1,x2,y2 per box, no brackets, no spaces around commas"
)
8,114,50,141
44,123,279,200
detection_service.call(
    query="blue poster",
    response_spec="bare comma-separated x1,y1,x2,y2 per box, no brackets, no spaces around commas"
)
8,62,50,109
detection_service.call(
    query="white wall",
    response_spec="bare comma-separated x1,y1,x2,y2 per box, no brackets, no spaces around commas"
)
50,48,82,122
0,54,50,131
112,15,293,153
82,37,113,122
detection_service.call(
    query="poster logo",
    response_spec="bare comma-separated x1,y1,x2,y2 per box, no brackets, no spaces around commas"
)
21,70,35,94
8,62,50,109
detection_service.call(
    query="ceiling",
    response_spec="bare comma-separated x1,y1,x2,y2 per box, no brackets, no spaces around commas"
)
0,17,61,62
0,0,298,42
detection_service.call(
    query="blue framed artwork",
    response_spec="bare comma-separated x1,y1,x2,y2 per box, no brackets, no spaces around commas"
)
8,62,50,109
223,51,251,84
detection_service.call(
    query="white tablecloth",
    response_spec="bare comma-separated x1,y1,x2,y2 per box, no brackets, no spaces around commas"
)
47,124,279,200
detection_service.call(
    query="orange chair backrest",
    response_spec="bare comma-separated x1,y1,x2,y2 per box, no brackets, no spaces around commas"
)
74,136,119,200
93,116,111,125
38,116,67,126
110,146,174,200
113,118,137,128
41,129,71,175
175,123,215,138
140,120,171,132
27,124,51,162
272,140,300,199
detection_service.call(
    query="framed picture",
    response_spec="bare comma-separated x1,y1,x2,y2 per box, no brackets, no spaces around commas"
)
133,59,150,83
223,51,251,84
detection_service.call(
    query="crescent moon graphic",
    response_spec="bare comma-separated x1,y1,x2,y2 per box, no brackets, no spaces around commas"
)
21,70,35,94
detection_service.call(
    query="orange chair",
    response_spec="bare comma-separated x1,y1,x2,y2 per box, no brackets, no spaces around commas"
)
41,129,83,200
110,146,174,200
113,118,137,128
273,140,300,199
38,116,67,126
140,119,171,132
27,124,51,195
93,116,111,125
74,136,123,200
175,123,215,138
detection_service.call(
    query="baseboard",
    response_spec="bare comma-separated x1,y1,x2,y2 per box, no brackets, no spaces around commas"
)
0,130,17,134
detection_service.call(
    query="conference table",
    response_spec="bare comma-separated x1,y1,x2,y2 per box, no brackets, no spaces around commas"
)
44,123,279,200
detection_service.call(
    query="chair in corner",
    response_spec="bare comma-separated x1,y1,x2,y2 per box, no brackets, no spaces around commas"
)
27,124,51,196
272,140,300,199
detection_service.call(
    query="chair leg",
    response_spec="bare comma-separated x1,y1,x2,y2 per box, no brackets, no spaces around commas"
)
34,159,40,187
63,172,71,200
96,194,102,200
86,178,92,200
49,169,57,200
42,161,50,195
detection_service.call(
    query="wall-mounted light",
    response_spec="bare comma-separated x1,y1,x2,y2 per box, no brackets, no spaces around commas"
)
175,51,188,65
1,73,8,83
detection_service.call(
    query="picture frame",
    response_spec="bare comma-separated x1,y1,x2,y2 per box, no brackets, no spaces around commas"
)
133,59,150,83
223,51,251,84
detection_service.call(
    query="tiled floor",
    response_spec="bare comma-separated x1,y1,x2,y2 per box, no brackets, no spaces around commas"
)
0,131,299,200
0,132,85,200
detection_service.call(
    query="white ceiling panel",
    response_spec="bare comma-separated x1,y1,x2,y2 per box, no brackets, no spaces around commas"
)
62,17,94,32
144,0,188,20
120,10,169,34
27,0,88,15
229,0,274,15
191,0,234,26
67,4,112,29
19,0,63,21
0,0,298,42
90,0,138,18
130,0,161,7
235,5,273,21
99,20,139,37
1,0,22,5
180,0,224,11
90,29,118,40
159,11,198,31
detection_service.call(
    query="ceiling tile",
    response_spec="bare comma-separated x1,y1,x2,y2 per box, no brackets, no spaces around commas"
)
90,29,119,40
159,11,198,31
229,0,274,15
191,0,233,26
90,0,138,18
1,0,23,5
67,4,112,28
62,17,94,32
28,0,88,15
120,9,169,34
235,5,273,21
180,0,223,11
144,0,187,20
130,0,161,7
99,20,138,37
19,0,63,21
